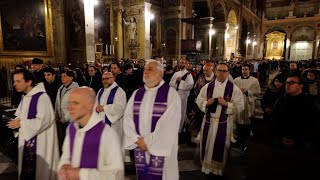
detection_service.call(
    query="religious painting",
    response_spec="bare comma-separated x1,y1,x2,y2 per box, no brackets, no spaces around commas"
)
70,0,85,49
130,52,137,59
272,41,278,50
94,1,110,55
265,31,286,60
0,0,53,56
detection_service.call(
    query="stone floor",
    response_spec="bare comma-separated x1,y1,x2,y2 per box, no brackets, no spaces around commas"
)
0,70,278,180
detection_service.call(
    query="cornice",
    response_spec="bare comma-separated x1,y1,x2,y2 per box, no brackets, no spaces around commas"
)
262,16,320,25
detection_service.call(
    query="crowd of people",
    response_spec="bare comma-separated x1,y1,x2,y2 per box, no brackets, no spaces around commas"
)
3,57,320,180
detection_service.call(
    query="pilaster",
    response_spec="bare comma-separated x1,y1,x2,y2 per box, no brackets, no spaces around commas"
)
83,0,95,63
115,8,124,60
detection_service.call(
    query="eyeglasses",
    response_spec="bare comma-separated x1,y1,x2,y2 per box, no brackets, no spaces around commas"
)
216,69,229,73
102,77,113,80
285,80,299,85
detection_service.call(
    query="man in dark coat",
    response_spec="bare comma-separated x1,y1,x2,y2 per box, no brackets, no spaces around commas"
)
270,74,320,179
43,67,61,107
31,58,46,83
86,65,102,93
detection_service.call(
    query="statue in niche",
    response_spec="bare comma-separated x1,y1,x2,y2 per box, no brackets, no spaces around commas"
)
123,17,137,45
226,22,229,30
289,1,295,11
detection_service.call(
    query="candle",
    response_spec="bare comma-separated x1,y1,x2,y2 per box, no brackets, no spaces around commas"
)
112,45,114,55
106,45,108,55
109,45,111,55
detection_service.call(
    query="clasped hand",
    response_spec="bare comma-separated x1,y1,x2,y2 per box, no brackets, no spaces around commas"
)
207,97,228,107
240,88,248,94
96,105,104,113
7,119,21,129
136,137,148,151
175,77,182,83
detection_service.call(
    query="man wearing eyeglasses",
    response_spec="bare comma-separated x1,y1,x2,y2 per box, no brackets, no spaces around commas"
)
271,74,320,179
95,72,129,162
95,72,127,138
196,63,244,178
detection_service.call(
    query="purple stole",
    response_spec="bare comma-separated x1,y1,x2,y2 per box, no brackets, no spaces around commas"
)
176,71,191,91
201,80,233,162
133,83,169,180
97,86,118,126
69,121,105,168
20,92,44,180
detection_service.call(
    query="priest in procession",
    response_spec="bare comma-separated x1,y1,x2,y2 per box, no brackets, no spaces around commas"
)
58,87,124,180
123,60,182,180
8,69,59,180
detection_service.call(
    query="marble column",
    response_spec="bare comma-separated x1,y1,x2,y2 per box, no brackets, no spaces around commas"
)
116,9,124,60
83,0,95,63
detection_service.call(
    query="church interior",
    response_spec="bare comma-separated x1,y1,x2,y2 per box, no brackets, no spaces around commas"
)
0,1,320,180
0,0,319,66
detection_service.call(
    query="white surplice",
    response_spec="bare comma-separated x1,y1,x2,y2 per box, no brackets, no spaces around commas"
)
58,112,124,180
196,80,244,175
169,69,194,132
94,82,127,139
14,83,59,180
123,80,181,180
233,76,261,124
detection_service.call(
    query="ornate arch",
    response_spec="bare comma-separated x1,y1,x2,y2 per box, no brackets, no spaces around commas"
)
290,26,316,41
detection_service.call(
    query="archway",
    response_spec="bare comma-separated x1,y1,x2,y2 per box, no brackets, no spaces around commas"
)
225,9,238,60
193,0,211,60
210,1,226,61
264,28,287,60
289,26,316,61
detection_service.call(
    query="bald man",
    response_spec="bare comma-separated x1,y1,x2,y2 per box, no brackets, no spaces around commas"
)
95,72,127,139
191,63,215,136
123,60,181,180
58,87,124,180
95,72,130,162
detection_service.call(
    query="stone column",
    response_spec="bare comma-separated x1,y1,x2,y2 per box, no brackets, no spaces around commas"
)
83,0,95,63
156,14,161,53
110,3,114,54
315,36,320,59
51,0,66,63
116,9,124,60
144,2,152,59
